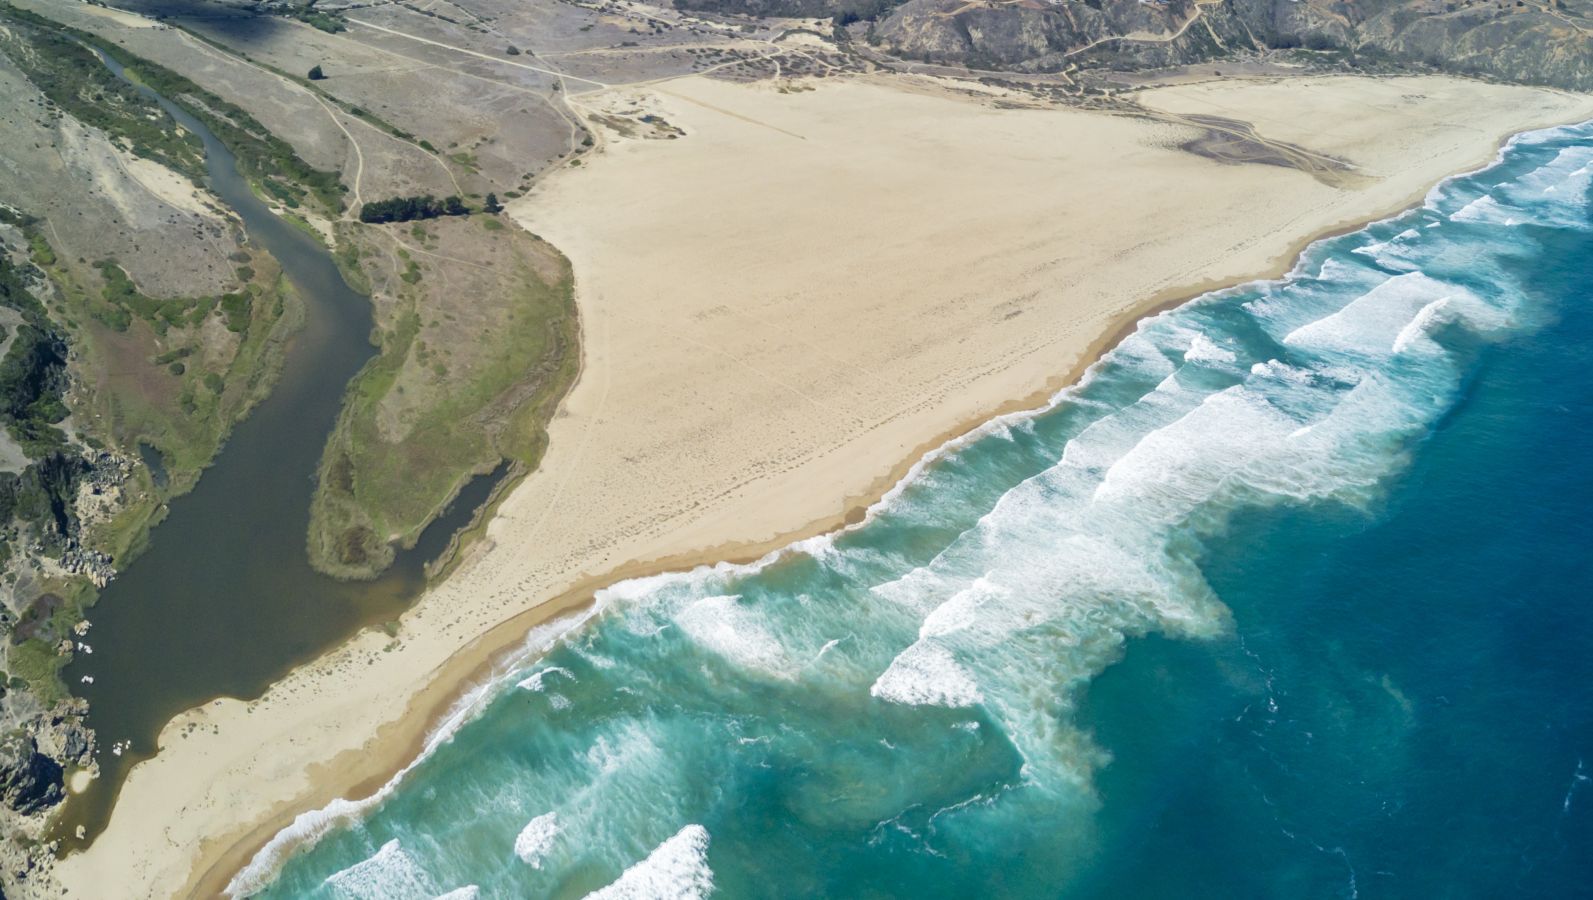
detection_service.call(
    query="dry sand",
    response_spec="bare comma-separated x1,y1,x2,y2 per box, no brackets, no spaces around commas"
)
55,73,1593,897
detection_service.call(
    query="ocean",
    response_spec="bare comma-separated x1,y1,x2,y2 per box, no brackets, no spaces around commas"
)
237,121,1593,899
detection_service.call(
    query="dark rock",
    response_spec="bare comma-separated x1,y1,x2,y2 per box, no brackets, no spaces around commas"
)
0,735,62,815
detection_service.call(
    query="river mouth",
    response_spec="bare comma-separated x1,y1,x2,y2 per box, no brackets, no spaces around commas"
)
52,46,506,850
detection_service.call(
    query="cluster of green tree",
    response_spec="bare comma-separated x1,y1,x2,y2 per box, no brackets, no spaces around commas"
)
0,8,207,184
359,193,504,224
358,194,470,224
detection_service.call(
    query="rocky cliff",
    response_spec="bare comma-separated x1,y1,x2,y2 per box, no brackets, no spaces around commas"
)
672,0,1593,91
869,0,1593,88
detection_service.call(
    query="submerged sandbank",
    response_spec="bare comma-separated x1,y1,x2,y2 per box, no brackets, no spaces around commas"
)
56,72,1593,898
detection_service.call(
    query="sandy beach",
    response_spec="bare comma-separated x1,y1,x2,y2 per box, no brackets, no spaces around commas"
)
55,72,1593,897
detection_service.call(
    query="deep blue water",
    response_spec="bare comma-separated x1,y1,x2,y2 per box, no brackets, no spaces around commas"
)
240,122,1593,899
1075,205,1593,898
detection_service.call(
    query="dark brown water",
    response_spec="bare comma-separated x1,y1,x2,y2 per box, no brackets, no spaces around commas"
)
55,47,505,847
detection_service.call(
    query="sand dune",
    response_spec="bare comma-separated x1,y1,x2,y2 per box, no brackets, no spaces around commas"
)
57,73,1593,897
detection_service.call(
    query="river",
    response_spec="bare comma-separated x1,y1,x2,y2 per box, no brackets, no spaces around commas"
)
55,46,501,848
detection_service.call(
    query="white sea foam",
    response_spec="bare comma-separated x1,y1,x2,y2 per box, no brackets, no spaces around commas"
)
226,607,600,898
855,212,1530,777
1314,256,1362,282
1353,228,1425,271
1498,145,1593,229
432,888,479,900
1094,386,1297,521
1391,297,1452,354
324,840,434,900
514,812,561,868
1352,238,1389,259
1451,195,1521,226
871,565,955,615
584,825,714,900
1183,333,1237,364
1511,145,1593,197
919,577,1005,639
674,594,792,677
1250,359,1316,385
871,640,983,707
517,666,573,692
1283,272,1481,358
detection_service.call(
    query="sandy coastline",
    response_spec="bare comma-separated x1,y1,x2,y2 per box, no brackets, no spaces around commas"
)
54,73,1593,898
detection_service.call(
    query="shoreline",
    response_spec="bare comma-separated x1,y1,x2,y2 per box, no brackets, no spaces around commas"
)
187,115,1562,895
54,73,1593,900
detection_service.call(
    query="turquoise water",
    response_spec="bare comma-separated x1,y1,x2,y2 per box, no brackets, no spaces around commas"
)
242,122,1593,899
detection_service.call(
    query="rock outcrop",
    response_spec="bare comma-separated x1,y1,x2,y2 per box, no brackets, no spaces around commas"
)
872,0,1593,88
0,735,62,817
676,0,1593,90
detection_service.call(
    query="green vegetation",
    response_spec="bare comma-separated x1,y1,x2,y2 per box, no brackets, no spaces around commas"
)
358,194,471,224
89,260,260,338
8,639,67,705
0,8,207,183
93,260,217,335
309,227,579,578
9,222,303,580
26,233,55,268
73,269,304,576
0,2,344,214
220,290,252,332
308,64,326,81
292,10,347,34
331,228,372,295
